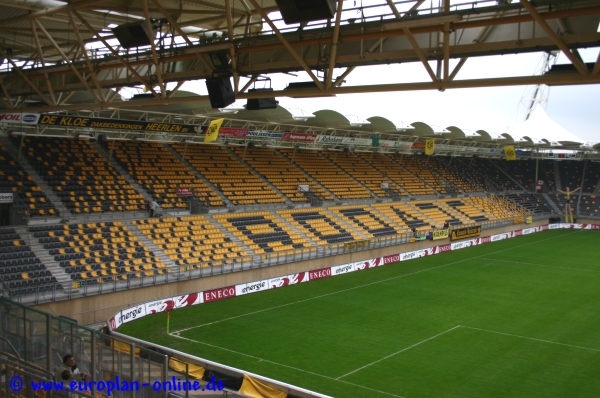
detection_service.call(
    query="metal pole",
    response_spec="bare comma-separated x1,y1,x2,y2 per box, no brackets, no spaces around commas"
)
18,133,25,160
182,141,189,160
535,155,539,192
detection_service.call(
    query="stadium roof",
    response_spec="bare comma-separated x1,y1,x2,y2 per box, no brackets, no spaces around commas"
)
502,107,586,149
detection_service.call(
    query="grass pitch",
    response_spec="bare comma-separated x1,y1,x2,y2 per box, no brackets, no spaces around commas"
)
119,229,600,398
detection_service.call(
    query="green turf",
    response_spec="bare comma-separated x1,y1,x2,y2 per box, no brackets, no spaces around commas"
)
119,229,600,397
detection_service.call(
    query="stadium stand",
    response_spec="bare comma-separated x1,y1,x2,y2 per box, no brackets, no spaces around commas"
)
214,212,311,254
15,136,144,214
30,221,168,286
371,202,430,233
410,200,470,227
440,198,491,223
277,208,363,244
468,158,522,191
403,155,447,194
425,156,482,193
134,215,249,268
557,160,585,193
582,162,600,193
224,146,312,202
279,148,372,199
503,193,553,215
356,152,434,196
320,151,387,198
494,159,554,191
328,205,401,238
462,195,528,219
172,143,280,205
578,195,600,217
107,140,221,209
0,228,56,294
1,141,58,217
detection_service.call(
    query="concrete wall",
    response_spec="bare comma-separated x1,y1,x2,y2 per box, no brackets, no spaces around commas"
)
34,219,549,325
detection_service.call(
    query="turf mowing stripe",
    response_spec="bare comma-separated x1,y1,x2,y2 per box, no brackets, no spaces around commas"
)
479,257,600,273
461,326,600,352
171,333,407,398
335,325,462,380
172,229,580,335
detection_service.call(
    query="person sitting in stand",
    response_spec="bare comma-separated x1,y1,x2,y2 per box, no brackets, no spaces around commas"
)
57,354,89,382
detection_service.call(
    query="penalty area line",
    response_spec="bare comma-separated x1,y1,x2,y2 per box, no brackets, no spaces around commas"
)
461,326,600,352
336,325,461,380
169,333,406,398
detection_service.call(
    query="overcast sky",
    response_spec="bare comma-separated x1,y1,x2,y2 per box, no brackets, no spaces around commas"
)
183,48,599,143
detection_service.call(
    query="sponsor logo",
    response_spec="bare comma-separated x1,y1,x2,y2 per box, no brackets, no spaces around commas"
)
514,230,523,236
384,254,400,264
1,113,22,121
242,281,266,294
247,130,282,139
120,306,143,323
480,236,492,244
109,317,117,331
450,226,481,241
452,242,467,250
218,127,248,137
0,193,13,203
309,268,332,280
334,265,353,274
401,251,418,261
271,273,307,288
203,286,236,302
23,114,38,123
433,229,449,240
282,132,317,142
318,135,344,144
437,244,452,252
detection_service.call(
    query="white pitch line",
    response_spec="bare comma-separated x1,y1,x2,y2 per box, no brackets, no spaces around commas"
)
461,326,600,352
336,325,462,380
479,257,600,273
173,230,578,335
171,333,406,398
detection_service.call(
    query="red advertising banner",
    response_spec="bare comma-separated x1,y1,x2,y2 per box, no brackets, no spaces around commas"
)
282,132,318,143
308,268,332,281
176,187,193,196
383,254,400,264
411,142,426,149
437,243,452,253
218,127,249,137
480,236,492,244
203,286,237,303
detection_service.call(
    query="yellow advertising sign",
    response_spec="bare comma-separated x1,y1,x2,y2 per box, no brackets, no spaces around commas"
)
425,139,435,155
204,118,224,143
450,226,481,241
433,229,449,240
344,239,371,251
504,145,516,161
